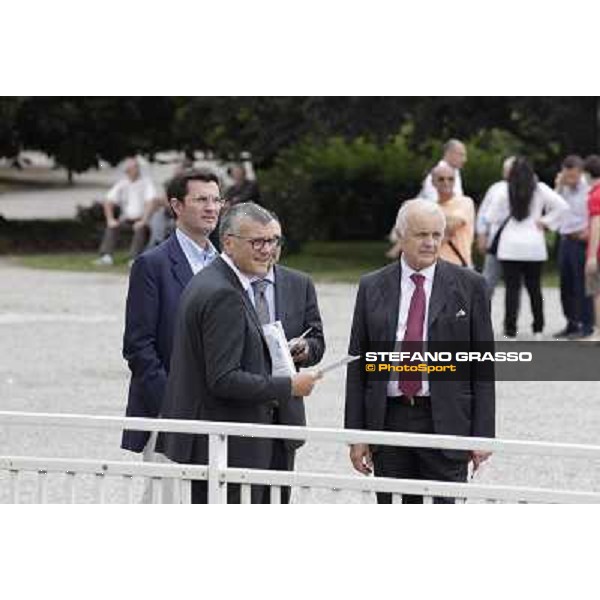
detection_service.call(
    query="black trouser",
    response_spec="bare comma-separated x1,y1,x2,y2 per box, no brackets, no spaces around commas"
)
260,439,296,504
373,399,468,504
558,237,594,334
501,260,544,336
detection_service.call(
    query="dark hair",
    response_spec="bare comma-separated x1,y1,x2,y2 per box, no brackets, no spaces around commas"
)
508,157,537,222
584,155,600,179
166,169,220,203
562,155,584,170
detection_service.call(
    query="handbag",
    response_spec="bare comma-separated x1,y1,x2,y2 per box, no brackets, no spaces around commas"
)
488,216,511,256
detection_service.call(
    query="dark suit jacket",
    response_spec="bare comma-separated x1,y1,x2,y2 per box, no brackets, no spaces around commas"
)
121,234,193,452
273,265,325,449
345,259,495,459
158,256,293,468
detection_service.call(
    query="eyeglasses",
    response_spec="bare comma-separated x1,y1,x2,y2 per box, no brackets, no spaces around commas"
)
187,195,224,205
227,234,284,251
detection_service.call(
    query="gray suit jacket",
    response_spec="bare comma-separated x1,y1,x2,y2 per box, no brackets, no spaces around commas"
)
345,259,495,460
273,265,325,450
158,257,292,468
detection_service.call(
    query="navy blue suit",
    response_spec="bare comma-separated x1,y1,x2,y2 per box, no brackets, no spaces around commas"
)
121,233,193,452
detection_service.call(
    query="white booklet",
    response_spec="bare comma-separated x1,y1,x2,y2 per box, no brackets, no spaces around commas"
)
262,320,296,377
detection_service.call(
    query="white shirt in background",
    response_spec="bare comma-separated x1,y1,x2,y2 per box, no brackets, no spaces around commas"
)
557,177,589,235
107,177,157,221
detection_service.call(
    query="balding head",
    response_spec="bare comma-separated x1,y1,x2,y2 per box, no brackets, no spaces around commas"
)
431,162,456,202
443,139,467,169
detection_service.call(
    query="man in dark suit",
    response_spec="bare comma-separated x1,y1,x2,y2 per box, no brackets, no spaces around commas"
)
345,198,495,503
159,202,322,503
254,216,325,503
121,169,223,501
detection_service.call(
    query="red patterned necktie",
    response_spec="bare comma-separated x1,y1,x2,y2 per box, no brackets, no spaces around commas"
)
399,273,426,396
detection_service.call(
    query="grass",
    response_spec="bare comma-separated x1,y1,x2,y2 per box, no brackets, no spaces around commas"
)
14,251,132,275
10,242,560,286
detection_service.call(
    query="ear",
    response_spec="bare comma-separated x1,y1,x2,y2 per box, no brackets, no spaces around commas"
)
169,198,181,218
221,234,233,254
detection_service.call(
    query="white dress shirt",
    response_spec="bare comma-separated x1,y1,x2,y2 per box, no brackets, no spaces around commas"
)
106,176,157,221
387,256,436,397
557,177,589,235
220,252,253,298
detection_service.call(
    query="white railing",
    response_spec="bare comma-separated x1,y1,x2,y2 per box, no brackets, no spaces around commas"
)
1,410,600,504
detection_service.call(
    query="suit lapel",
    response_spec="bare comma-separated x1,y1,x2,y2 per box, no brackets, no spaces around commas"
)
428,260,451,328
168,234,193,289
376,262,401,340
273,265,289,323
213,257,268,342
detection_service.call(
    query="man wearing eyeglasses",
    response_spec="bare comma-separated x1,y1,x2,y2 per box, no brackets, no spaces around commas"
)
254,215,325,503
159,202,322,503
121,169,223,502
419,139,467,202
431,163,475,267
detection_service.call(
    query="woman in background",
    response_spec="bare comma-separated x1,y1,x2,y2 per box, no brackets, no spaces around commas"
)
484,157,567,339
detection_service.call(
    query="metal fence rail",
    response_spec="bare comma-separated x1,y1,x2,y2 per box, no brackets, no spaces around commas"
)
1,410,600,504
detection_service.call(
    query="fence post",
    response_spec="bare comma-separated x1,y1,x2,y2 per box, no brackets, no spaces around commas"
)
208,433,228,504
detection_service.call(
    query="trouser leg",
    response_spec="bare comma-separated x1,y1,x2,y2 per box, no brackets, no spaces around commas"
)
130,224,149,259
522,261,544,333
98,223,120,256
502,260,522,336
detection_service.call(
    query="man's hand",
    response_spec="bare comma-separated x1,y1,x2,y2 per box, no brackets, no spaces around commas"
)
470,450,492,473
586,257,598,277
133,219,147,231
289,338,309,364
107,217,119,229
291,371,321,397
350,444,373,475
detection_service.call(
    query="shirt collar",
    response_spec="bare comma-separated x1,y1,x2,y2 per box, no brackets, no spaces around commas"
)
250,265,275,285
175,228,217,260
400,255,436,283
220,252,253,292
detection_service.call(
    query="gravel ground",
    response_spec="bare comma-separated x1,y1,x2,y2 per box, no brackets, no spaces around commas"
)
1,260,599,503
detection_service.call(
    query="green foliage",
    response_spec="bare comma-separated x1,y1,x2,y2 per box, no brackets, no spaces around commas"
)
259,129,523,246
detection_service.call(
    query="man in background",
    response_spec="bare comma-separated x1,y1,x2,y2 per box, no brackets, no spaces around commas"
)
554,155,593,339
257,214,326,503
431,163,475,267
419,139,467,201
223,164,261,208
95,156,159,266
121,169,223,502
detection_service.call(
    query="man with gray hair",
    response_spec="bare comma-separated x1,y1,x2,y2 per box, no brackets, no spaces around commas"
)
345,198,495,503
419,139,467,202
158,202,321,503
